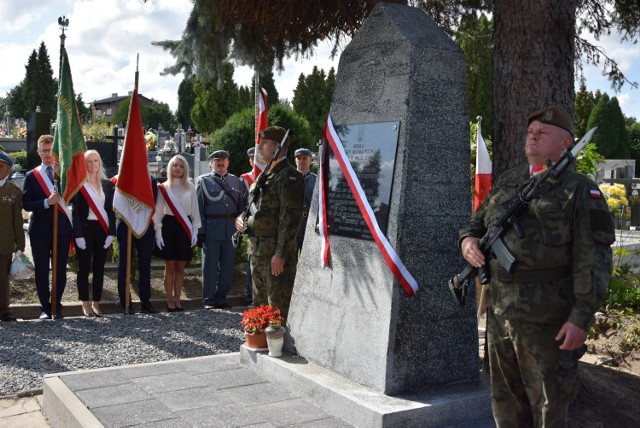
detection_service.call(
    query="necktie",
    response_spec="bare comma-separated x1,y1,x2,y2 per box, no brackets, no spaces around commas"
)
46,166,54,182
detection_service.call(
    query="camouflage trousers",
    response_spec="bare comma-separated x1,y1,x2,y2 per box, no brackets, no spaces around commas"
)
487,310,584,428
250,240,298,321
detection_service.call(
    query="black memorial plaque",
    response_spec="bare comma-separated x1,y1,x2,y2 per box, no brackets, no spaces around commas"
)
326,121,400,240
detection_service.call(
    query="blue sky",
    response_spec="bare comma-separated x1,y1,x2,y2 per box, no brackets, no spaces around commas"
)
1,0,638,120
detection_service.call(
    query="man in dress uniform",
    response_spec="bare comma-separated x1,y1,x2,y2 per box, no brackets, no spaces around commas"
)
294,148,316,252
240,147,255,305
0,152,25,322
458,106,614,427
196,150,245,309
236,126,304,320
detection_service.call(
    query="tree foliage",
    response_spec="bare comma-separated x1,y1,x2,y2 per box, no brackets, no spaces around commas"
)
191,63,241,134
150,0,640,176
112,97,177,131
209,104,315,176
628,122,640,175
176,78,196,131
588,94,630,159
292,66,335,141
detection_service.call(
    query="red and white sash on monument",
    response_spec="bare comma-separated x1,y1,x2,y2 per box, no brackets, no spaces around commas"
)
32,168,73,225
157,183,194,240
80,182,109,234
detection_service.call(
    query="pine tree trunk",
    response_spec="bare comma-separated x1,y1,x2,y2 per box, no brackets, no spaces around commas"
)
492,0,576,176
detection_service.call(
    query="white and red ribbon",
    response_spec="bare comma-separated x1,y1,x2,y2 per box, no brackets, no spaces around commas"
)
322,116,418,296
318,131,331,269
80,182,109,234
33,167,73,225
157,183,194,241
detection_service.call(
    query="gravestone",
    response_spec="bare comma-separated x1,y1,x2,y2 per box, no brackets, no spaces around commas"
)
288,2,479,397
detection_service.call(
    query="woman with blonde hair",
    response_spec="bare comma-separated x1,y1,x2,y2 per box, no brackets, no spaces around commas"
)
71,150,115,316
153,155,201,311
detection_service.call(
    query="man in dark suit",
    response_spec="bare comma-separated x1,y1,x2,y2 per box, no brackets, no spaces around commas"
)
115,174,159,314
22,135,72,320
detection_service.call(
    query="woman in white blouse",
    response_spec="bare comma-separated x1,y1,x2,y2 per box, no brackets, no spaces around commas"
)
153,155,201,311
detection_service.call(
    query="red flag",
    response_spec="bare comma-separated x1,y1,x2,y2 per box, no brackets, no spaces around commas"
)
474,119,492,212
113,86,155,238
252,86,269,177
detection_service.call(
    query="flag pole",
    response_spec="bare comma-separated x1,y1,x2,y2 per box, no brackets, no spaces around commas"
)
124,54,140,316
51,17,68,320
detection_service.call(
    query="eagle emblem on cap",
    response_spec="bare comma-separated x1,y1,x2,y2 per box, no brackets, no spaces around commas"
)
544,110,554,121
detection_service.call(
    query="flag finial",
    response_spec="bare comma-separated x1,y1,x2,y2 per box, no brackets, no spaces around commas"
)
476,116,482,122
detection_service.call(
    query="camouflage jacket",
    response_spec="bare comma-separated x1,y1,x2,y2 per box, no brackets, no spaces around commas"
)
248,159,304,257
460,166,615,329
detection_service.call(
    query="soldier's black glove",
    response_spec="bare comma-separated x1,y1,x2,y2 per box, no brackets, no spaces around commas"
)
197,233,205,247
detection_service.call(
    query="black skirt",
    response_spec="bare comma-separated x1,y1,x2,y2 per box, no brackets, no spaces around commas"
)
155,215,193,261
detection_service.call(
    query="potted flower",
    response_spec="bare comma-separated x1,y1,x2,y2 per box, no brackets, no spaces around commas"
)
240,305,283,350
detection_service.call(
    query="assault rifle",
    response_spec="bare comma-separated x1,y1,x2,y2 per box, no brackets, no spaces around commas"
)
448,127,597,306
232,129,289,248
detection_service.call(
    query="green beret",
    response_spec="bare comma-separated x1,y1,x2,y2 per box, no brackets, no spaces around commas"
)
259,126,289,146
527,105,574,136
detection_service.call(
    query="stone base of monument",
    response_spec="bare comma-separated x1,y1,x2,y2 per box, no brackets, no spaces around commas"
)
240,347,494,428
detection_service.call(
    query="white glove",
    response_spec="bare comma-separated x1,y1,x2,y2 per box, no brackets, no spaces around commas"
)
156,235,165,249
75,237,86,250
103,235,114,249
190,231,198,247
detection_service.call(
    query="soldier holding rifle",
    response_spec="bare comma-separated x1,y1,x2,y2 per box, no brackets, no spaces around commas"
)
458,106,614,427
235,126,304,320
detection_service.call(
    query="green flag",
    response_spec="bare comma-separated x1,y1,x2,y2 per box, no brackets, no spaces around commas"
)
52,47,87,204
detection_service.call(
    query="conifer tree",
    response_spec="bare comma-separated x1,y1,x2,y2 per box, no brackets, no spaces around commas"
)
191,63,241,134
176,78,196,130
575,80,596,139
588,94,630,159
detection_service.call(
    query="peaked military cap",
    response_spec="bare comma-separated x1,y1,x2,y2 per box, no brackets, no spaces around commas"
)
0,151,13,168
527,105,574,136
294,148,313,157
209,150,230,160
259,126,289,146
247,147,255,157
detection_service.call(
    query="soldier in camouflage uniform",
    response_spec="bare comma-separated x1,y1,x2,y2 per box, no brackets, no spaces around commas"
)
236,126,304,320
459,106,614,427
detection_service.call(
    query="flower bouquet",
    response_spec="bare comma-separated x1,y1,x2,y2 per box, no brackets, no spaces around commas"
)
240,305,284,335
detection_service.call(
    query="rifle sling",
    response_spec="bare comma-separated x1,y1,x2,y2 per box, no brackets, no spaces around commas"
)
492,265,572,283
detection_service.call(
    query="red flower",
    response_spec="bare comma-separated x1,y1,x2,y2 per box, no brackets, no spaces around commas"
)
240,305,284,334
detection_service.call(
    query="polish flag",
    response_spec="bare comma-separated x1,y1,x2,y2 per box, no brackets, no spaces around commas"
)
474,118,492,212
253,86,269,177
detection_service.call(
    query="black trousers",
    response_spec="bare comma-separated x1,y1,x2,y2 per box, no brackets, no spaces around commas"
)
76,220,108,301
117,226,154,306
30,232,70,313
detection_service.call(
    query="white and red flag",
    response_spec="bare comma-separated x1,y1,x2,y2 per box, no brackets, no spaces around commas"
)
252,85,269,177
321,116,418,296
113,82,155,238
473,118,492,212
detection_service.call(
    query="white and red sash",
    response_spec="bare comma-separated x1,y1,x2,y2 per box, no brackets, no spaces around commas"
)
32,167,72,225
241,171,255,187
157,183,193,240
80,182,109,234
322,116,419,297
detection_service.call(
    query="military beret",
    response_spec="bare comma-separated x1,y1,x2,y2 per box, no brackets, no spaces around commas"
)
247,147,255,157
527,105,574,136
209,150,230,160
295,148,313,157
0,151,13,168
259,126,289,146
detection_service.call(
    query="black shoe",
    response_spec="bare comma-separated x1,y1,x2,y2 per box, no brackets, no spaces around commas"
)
53,312,64,320
1,313,17,322
213,303,232,309
175,306,185,312
140,303,158,314
39,312,51,320
204,305,216,310
166,304,176,313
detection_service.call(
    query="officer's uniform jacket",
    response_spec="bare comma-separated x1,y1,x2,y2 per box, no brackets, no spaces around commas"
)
0,179,25,254
460,166,615,330
248,159,304,258
196,172,244,240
